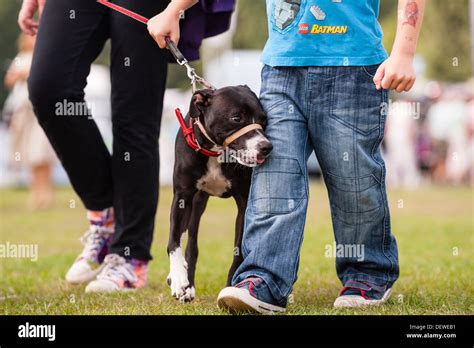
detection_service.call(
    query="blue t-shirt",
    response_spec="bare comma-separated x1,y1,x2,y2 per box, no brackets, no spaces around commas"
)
262,0,388,67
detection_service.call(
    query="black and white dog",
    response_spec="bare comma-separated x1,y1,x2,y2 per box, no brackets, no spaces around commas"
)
167,86,272,302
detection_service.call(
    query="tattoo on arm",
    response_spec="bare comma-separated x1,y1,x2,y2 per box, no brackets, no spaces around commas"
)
403,0,419,28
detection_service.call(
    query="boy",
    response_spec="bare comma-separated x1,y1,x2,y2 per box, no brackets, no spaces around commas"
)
217,0,425,313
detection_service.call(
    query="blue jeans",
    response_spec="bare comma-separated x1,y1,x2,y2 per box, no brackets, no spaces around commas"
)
232,65,399,307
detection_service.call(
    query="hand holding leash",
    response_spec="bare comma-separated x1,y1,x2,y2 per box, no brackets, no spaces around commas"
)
97,0,214,92
147,5,180,49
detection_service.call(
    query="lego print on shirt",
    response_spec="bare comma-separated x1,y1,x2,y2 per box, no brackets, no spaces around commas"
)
274,0,302,30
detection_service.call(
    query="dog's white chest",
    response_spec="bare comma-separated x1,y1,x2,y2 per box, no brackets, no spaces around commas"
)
196,158,231,197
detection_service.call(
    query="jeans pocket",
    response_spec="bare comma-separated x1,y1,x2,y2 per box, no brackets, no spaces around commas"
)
361,64,381,79
325,172,384,225
251,156,306,214
328,70,383,136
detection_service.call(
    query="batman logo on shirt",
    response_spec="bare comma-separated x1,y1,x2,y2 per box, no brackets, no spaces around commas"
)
274,0,302,30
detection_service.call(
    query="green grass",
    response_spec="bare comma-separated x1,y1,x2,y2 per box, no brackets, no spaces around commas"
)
0,182,473,315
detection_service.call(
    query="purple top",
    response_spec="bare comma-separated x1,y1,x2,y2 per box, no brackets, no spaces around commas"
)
174,0,236,62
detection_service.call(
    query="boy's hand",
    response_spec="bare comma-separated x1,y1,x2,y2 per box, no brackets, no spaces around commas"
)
18,0,46,36
373,53,416,93
147,5,181,49
376,0,425,93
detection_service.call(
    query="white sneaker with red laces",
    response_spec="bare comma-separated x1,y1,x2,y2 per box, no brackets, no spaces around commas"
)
334,287,393,308
217,278,286,314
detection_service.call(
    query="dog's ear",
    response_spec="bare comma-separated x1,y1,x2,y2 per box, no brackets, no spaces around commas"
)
189,89,214,118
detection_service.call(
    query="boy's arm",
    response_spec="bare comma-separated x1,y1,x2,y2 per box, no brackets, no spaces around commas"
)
374,0,425,93
147,0,199,49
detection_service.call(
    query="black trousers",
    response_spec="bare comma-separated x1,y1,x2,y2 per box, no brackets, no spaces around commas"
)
28,0,170,260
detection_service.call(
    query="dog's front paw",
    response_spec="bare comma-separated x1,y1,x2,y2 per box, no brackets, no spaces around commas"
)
168,248,194,301
178,285,195,303
167,270,192,301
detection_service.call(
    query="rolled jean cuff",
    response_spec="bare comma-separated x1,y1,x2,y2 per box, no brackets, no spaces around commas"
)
341,273,397,290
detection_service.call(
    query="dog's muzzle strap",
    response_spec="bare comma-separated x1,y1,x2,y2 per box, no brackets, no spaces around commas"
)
223,124,263,147
194,119,263,148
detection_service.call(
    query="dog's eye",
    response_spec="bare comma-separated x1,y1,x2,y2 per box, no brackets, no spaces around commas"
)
231,115,242,122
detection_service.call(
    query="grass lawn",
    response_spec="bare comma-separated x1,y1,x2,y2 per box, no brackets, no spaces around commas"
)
0,182,473,315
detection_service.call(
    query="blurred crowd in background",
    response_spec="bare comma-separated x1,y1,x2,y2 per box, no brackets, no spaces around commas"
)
384,80,474,189
0,0,473,210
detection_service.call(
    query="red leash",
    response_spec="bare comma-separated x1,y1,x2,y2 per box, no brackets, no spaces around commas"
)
97,0,148,24
174,109,221,157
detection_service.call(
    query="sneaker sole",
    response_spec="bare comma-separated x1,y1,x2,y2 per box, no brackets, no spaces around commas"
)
85,283,139,294
65,264,104,285
217,287,285,314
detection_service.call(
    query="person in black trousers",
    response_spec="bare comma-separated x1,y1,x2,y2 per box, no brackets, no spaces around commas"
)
18,0,199,292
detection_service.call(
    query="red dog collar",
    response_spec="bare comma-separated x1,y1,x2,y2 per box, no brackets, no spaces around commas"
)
175,108,221,157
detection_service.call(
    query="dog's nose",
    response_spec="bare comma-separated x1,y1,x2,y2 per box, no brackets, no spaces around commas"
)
258,141,273,156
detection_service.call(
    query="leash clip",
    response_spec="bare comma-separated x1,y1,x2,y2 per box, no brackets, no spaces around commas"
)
185,64,215,93
165,37,214,92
